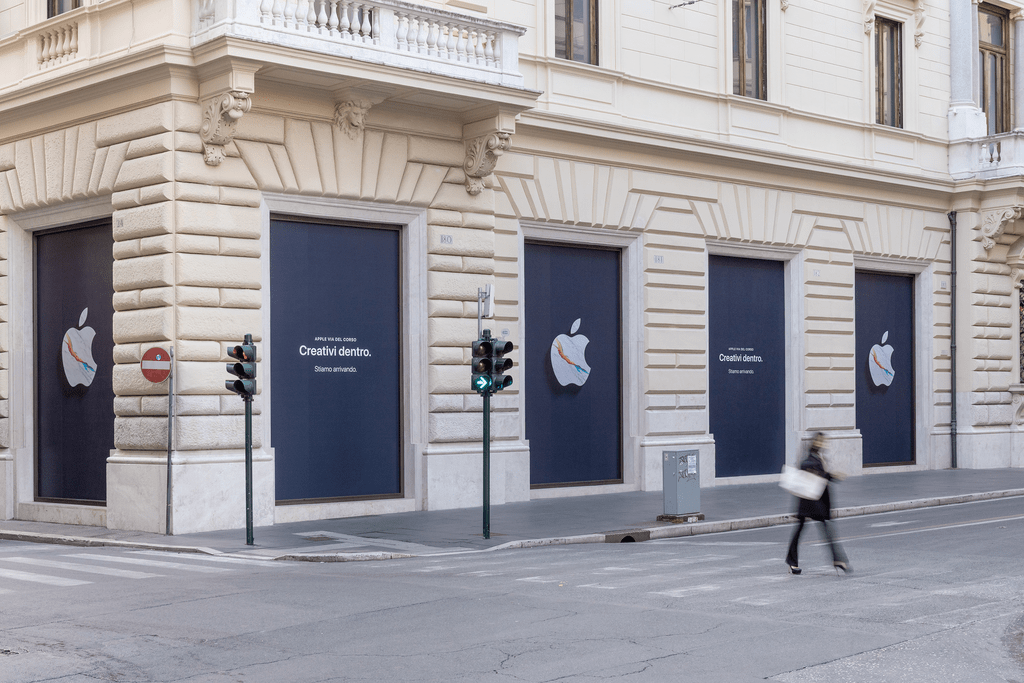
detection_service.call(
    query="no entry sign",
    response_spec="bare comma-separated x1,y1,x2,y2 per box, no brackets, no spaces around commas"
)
141,347,171,383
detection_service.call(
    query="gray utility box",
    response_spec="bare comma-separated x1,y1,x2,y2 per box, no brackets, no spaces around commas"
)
661,450,701,519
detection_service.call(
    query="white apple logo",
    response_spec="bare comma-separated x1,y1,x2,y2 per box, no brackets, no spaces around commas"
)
61,307,97,388
868,330,895,387
550,318,591,387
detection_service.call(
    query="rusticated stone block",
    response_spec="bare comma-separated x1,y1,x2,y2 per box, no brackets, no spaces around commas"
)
175,414,263,450
113,307,173,345
176,306,261,341
114,202,173,241
97,104,174,147
177,253,260,289
113,254,173,292
115,153,174,192
176,202,261,239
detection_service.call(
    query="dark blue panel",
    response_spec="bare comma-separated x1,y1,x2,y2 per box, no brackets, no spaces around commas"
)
271,220,401,501
525,243,621,486
36,223,115,503
855,271,915,465
708,256,786,477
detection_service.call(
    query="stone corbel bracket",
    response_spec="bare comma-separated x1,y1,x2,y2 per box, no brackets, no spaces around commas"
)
196,60,260,166
864,0,876,34
464,132,511,195
914,0,926,47
200,91,252,166
981,206,1023,250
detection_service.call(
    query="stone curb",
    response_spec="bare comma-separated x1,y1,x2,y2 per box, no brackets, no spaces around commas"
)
0,530,219,555
2,488,1022,562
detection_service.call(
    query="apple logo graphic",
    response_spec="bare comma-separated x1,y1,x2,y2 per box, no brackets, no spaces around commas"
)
868,330,895,387
550,318,591,387
61,307,97,388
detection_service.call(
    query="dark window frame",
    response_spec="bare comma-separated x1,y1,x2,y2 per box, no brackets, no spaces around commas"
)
733,0,767,100
979,3,1010,135
555,0,599,65
874,16,904,128
47,0,80,19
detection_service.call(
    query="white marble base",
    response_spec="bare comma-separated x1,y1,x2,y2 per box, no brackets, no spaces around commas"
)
17,501,106,526
275,497,417,524
423,444,530,510
955,431,1014,469
0,452,11,520
107,449,275,534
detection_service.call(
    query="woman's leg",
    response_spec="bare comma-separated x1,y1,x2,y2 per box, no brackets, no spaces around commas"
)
820,519,848,565
786,516,805,567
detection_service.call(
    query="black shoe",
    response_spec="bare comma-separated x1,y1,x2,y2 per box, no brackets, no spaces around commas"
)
789,565,802,575
833,561,851,574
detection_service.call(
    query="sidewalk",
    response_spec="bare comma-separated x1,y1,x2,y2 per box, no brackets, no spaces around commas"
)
2,468,1023,561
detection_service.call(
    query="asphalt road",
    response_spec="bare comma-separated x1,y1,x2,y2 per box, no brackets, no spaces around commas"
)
1,497,1023,682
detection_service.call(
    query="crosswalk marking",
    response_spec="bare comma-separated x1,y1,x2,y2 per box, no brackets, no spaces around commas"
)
130,550,280,567
2,557,162,579
0,566,90,587
61,553,230,573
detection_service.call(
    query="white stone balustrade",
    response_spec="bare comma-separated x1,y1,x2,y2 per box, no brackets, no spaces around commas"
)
193,0,524,89
37,22,79,69
950,132,1024,180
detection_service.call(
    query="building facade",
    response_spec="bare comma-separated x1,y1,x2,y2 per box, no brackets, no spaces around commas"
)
0,0,1019,533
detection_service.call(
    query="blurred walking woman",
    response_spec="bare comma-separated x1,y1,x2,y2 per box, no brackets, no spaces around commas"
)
785,432,850,575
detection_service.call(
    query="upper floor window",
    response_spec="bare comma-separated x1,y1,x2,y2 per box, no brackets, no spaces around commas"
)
875,17,903,127
979,3,1010,135
733,0,766,99
48,0,80,17
556,0,598,65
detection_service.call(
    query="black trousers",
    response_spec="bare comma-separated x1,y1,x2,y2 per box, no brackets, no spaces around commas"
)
785,515,847,567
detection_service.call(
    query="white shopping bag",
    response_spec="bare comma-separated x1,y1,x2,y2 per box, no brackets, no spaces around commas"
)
779,465,827,500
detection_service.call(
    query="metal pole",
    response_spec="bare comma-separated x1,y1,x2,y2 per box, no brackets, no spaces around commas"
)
483,389,490,540
948,211,958,469
245,393,254,545
165,346,174,535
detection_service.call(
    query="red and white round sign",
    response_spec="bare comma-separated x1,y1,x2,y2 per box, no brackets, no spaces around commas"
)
141,347,171,383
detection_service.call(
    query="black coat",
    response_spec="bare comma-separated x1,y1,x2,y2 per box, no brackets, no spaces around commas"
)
795,452,833,521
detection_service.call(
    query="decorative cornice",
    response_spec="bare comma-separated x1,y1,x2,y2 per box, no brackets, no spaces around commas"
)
980,206,1023,250
199,91,252,166
864,0,876,34
1012,266,1023,288
781,0,789,11
464,132,511,195
334,100,372,140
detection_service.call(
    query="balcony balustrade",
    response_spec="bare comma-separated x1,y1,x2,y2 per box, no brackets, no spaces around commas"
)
950,131,1024,180
193,0,525,89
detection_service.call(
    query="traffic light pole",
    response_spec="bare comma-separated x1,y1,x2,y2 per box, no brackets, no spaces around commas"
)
482,389,490,540
244,392,254,546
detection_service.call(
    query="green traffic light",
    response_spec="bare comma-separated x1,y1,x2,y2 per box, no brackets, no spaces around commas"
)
474,375,493,391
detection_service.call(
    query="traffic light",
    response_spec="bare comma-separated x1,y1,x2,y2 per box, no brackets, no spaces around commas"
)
471,339,493,394
226,335,257,400
489,339,513,392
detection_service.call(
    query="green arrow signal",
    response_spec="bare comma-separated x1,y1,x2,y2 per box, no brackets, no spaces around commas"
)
474,375,492,391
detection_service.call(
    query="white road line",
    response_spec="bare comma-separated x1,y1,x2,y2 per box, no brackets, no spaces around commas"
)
814,513,1024,545
0,566,91,587
578,583,617,590
650,585,720,598
516,576,562,584
61,553,231,573
2,557,162,579
869,521,915,528
130,550,280,567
